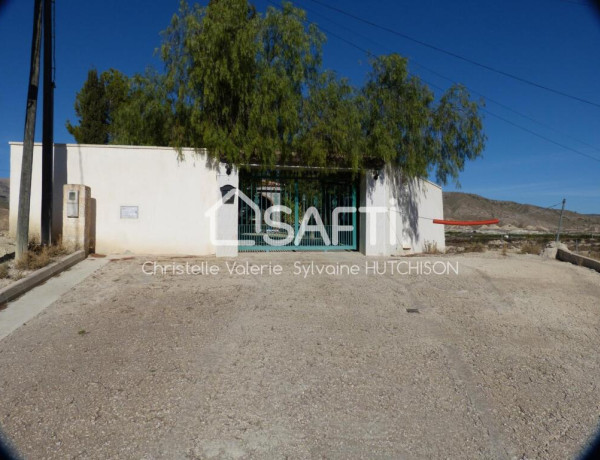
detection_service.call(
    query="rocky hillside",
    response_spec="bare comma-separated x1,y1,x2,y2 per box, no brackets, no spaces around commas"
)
0,178,9,207
0,178,8,231
443,192,600,233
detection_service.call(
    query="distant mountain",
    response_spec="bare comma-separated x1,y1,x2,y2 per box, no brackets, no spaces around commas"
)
443,192,600,233
0,178,9,208
0,178,8,232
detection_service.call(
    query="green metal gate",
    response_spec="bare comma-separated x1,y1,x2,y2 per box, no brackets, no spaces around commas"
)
238,169,357,251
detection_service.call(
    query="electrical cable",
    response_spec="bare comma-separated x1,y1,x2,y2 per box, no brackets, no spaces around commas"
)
295,1,600,153
265,0,600,164
303,0,600,108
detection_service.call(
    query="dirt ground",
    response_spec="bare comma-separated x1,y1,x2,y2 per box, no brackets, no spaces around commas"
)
0,231,15,258
0,252,599,459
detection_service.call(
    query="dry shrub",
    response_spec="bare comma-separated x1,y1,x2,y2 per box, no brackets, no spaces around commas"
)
464,242,486,253
423,241,440,254
47,241,68,258
16,240,70,272
15,247,51,271
0,264,9,279
27,236,40,248
589,251,600,261
520,241,542,255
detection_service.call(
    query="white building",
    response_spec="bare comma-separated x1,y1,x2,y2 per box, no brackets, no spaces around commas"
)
9,143,445,256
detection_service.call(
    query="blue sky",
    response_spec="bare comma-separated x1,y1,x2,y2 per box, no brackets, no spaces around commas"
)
1,0,599,213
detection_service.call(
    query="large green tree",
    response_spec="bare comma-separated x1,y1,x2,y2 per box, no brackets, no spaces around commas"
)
66,68,129,144
362,54,485,184
160,0,325,166
111,71,173,146
67,0,486,185
66,69,108,144
297,71,364,170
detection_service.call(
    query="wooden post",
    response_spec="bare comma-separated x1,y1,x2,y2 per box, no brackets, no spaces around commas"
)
16,0,44,261
41,0,54,246
556,198,566,243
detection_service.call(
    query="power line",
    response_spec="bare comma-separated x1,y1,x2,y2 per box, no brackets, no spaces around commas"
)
267,0,600,164
481,109,600,163
413,73,600,163
410,63,600,154
293,0,600,153
303,0,600,109
556,0,595,6
420,73,600,163
265,1,600,164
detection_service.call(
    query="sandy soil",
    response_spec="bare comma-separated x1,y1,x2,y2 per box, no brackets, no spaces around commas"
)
0,232,15,257
0,252,599,459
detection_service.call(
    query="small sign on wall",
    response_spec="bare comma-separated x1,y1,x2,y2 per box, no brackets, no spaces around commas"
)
120,206,139,219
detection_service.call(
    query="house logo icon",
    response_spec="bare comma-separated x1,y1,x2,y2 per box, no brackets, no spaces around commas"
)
206,184,366,248
205,187,261,247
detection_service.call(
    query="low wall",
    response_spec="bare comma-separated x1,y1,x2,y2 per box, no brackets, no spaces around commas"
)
0,250,86,305
360,167,445,256
557,249,600,273
10,143,444,257
10,143,236,255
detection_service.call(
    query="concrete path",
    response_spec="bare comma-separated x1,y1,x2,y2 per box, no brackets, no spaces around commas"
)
0,256,110,340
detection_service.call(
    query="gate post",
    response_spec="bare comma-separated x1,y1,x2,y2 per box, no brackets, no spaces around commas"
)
352,185,357,249
359,170,390,256
215,167,239,258
294,180,299,236
62,184,92,254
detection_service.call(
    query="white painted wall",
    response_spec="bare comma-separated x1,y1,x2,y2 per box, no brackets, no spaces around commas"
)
214,170,239,257
359,167,445,255
10,143,236,255
359,172,389,256
10,143,444,256
10,143,46,239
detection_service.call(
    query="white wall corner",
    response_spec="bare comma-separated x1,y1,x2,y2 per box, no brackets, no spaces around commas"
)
215,166,239,258
360,169,390,256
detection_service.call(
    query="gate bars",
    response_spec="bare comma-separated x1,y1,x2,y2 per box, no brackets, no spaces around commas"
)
238,169,358,252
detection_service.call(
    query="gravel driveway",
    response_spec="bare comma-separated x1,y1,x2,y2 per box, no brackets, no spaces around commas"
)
0,252,599,459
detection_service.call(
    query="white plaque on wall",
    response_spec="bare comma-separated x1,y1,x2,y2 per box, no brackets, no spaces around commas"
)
120,206,139,219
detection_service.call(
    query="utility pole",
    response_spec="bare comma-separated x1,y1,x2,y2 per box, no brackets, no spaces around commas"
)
556,198,566,243
41,0,54,246
16,0,44,261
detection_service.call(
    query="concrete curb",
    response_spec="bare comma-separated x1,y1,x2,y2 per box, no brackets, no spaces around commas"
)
0,250,86,305
557,248,600,274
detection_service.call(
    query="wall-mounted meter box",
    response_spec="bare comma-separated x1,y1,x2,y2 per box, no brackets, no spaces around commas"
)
62,184,92,254
67,190,79,218
220,184,236,204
